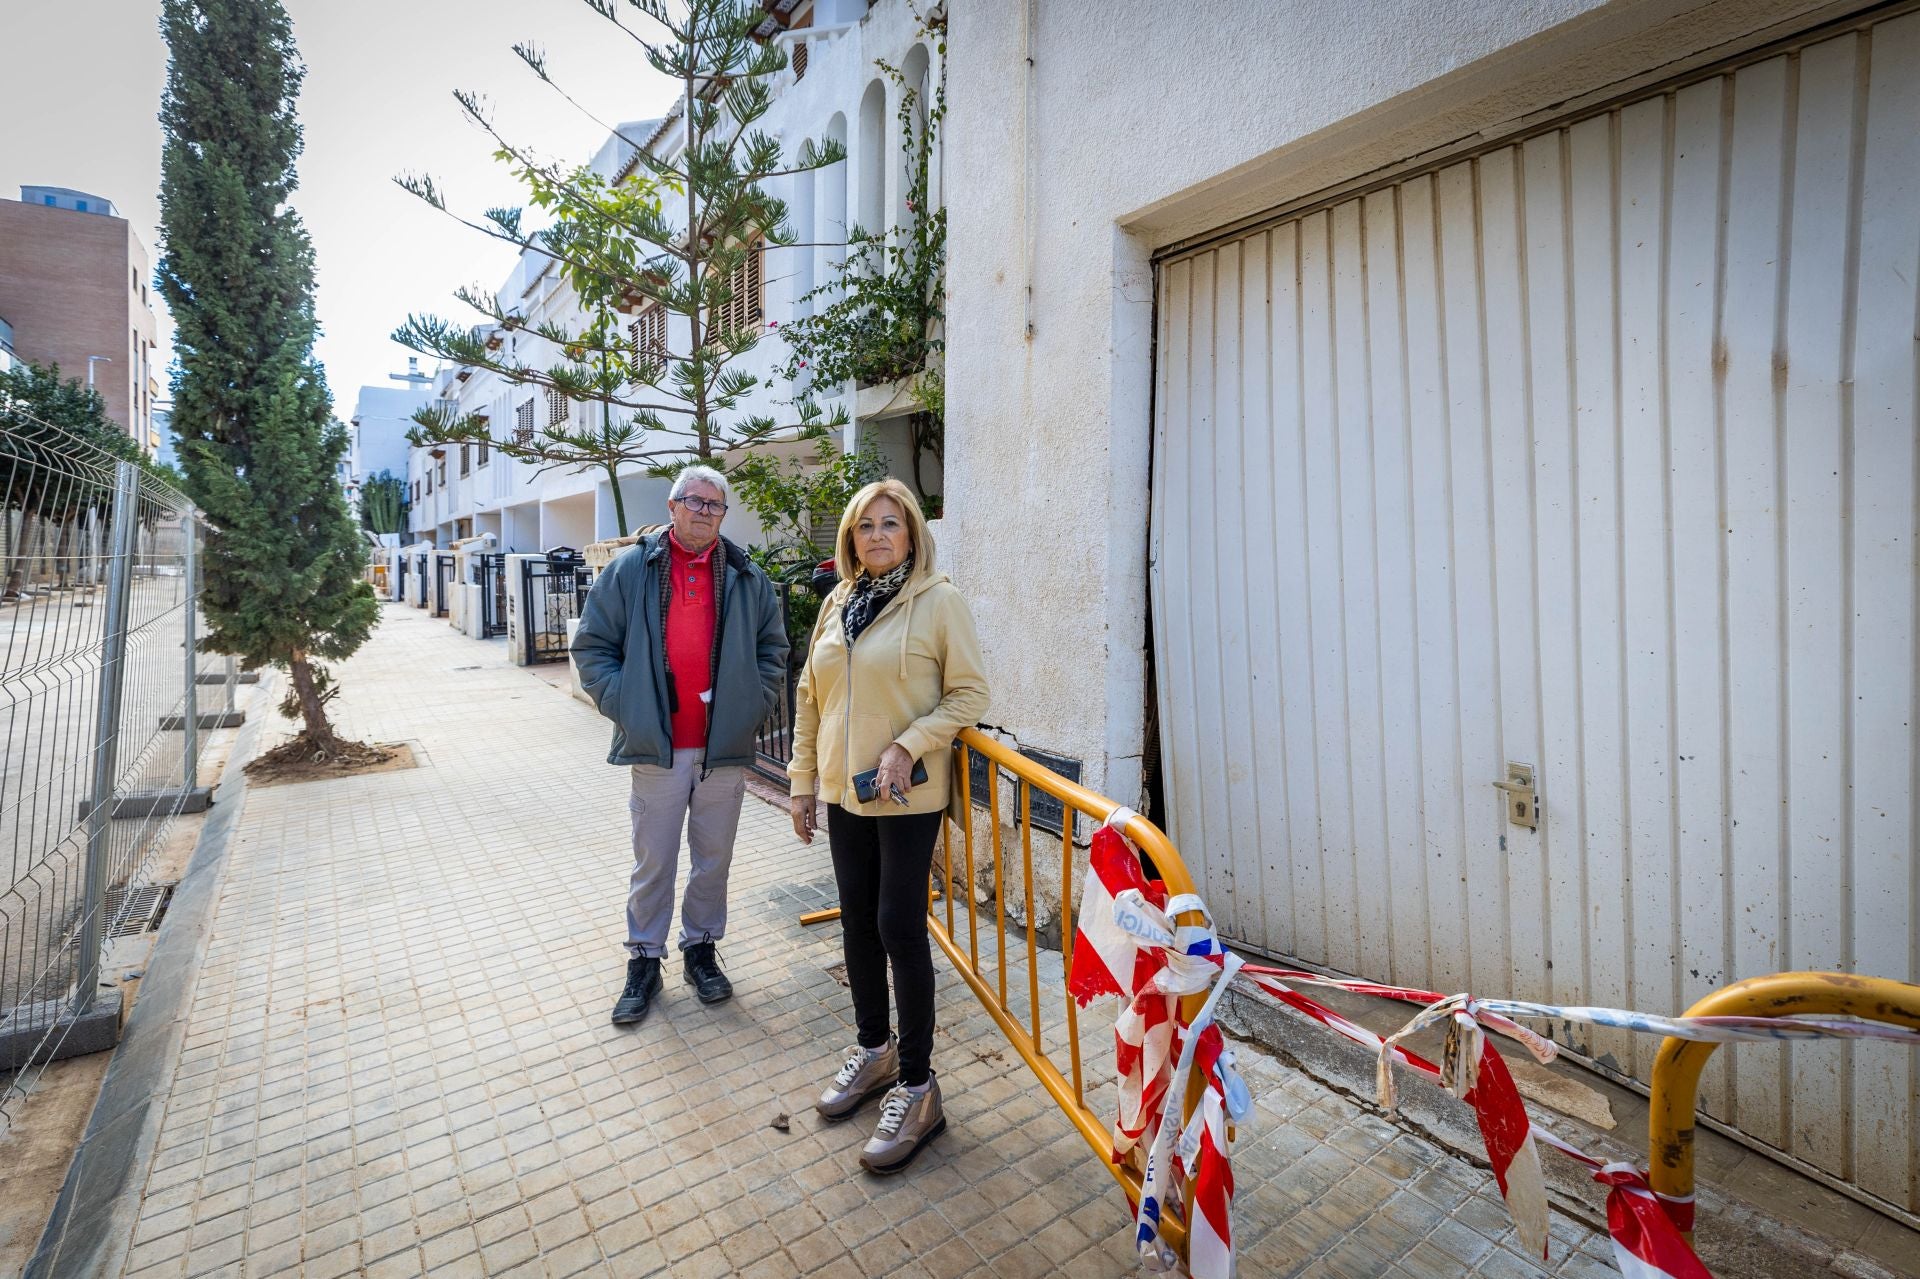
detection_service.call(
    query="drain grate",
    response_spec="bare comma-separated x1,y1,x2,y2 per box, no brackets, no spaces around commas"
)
105,884,172,937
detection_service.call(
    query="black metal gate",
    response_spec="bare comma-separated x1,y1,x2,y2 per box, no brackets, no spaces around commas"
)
520,549,590,663
432,555,452,618
475,553,507,638
751,582,801,785
396,552,408,601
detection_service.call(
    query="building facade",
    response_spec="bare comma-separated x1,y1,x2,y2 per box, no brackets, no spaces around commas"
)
402,0,939,557
945,0,1920,1223
344,378,430,516
0,187,160,452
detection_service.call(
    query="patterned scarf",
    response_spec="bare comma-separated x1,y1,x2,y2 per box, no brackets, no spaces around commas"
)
841,554,914,647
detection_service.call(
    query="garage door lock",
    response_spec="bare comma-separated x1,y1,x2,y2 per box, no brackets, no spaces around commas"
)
1493,764,1538,830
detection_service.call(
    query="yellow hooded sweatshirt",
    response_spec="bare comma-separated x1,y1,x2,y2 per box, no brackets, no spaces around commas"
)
788,568,990,817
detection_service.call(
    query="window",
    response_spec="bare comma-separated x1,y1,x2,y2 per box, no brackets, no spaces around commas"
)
436,456,446,484
545,385,569,428
459,444,470,477
628,306,666,365
412,480,419,503
712,241,764,343
792,41,808,82
514,399,535,445
425,472,433,496
75,200,88,212
43,194,55,206
478,436,490,467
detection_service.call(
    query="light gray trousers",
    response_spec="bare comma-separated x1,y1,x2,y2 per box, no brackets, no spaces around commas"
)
625,748,747,958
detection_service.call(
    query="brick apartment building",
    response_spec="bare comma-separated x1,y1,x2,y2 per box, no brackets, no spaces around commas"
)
0,186,159,453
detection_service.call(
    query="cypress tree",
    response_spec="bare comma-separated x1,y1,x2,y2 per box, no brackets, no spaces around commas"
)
157,0,379,760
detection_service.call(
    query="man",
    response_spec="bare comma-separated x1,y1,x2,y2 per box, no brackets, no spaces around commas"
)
572,466,789,1025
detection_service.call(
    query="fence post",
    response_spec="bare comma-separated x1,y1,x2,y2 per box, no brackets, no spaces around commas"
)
182,512,198,787
75,460,140,1016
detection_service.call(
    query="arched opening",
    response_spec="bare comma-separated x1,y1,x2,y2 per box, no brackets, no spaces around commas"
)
856,78,886,237
817,111,850,304
788,166,816,317
896,44,932,234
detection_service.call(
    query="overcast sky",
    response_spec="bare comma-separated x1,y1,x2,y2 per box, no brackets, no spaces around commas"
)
0,0,682,412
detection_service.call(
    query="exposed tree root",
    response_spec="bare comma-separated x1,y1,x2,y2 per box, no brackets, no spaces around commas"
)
244,733,400,784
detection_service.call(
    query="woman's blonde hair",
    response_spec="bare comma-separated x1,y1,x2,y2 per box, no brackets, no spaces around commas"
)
834,478,935,584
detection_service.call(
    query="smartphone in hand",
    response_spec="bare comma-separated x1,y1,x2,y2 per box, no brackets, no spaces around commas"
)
851,758,928,804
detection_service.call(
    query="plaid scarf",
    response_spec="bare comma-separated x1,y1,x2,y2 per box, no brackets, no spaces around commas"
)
841,554,914,647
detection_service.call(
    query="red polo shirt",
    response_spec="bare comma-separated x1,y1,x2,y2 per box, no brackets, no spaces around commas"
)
666,531,719,748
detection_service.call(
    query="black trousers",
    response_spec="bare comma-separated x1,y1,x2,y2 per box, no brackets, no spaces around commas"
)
826,804,943,1087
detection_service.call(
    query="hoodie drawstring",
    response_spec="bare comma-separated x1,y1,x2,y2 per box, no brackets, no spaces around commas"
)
898,589,916,682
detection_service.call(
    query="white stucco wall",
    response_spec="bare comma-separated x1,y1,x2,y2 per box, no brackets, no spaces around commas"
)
943,0,1860,806
349,385,426,482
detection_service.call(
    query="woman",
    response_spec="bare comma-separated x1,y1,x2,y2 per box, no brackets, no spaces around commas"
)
787,478,990,1174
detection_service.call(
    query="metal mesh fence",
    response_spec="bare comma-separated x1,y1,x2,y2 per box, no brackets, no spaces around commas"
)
0,413,238,1120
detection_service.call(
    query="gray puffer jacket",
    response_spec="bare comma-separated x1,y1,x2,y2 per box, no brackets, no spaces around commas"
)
570,532,789,769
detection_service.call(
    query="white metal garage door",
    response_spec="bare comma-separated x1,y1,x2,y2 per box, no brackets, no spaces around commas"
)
1150,10,1920,1215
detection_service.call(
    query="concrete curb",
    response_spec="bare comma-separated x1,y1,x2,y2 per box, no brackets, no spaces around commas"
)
26,677,273,1279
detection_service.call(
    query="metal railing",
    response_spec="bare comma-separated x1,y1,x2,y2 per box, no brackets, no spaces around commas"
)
432,553,452,618
751,581,800,785
933,728,1210,1259
1,417,239,1117
1649,972,1920,1243
926,727,1920,1267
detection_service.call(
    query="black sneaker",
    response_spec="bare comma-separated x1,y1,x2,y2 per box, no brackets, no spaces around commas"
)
682,939,733,1004
610,955,662,1025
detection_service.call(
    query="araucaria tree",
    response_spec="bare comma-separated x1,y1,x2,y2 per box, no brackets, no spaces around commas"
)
393,0,847,526
158,0,380,762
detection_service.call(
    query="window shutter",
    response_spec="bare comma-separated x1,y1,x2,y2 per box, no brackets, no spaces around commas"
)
628,306,666,367
714,241,764,345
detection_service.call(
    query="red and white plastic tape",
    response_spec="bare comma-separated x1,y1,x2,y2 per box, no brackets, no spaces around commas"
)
1068,818,1920,1279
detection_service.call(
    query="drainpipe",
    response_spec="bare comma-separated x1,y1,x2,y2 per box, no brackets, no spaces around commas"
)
1022,0,1037,340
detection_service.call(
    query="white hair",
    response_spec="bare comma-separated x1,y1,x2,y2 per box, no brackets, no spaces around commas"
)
669,464,730,505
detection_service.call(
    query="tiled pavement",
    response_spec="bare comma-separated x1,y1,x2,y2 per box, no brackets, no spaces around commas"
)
91,603,1617,1278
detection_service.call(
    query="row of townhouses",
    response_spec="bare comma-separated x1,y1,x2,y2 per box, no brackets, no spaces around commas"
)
382,0,933,563
373,0,1920,1231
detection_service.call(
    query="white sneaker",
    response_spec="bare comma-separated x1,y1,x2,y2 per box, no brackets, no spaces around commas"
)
816,1039,899,1121
859,1074,945,1174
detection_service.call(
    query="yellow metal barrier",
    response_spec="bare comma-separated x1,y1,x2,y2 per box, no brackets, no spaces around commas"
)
1648,971,1920,1241
920,728,1210,1258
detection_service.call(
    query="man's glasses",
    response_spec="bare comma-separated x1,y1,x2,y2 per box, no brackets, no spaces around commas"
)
677,495,727,516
